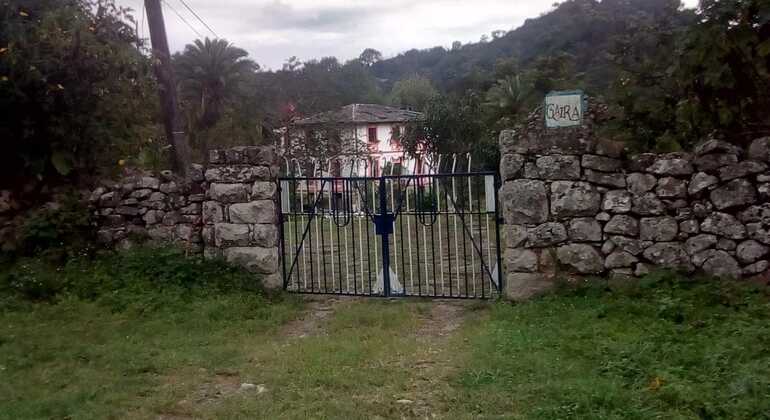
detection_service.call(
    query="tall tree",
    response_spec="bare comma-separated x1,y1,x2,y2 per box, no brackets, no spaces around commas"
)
174,38,258,162
0,0,157,191
358,48,382,66
388,75,439,111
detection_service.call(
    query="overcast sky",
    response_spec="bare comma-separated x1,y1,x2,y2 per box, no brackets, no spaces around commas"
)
118,0,698,70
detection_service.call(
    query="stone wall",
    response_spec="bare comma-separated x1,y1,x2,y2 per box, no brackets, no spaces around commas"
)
90,146,282,289
500,100,770,300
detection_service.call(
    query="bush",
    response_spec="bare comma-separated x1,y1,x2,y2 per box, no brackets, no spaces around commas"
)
16,193,94,258
0,245,268,310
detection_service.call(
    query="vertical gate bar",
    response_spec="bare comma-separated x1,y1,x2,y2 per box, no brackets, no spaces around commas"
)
378,176,391,297
314,182,322,291
357,184,365,294
306,179,316,293
372,178,379,284
297,179,307,290
414,185,423,296
349,180,359,295
471,180,480,298
342,180,351,293
444,185,453,297
398,180,408,295
389,174,398,284
430,199,437,297
405,181,415,290
435,176,444,295
322,210,329,293
333,179,343,293
451,176,461,296
461,190,469,298
278,180,288,290
421,182,429,294
468,171,477,296
494,174,503,294
327,179,335,292
365,179,373,295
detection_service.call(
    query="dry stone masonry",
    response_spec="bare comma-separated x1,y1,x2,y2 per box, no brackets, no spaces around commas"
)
90,146,282,288
500,99,770,300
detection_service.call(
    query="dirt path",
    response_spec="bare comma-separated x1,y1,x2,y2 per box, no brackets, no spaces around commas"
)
280,297,351,338
400,300,483,418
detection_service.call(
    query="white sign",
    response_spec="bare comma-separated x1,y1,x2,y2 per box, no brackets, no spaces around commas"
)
545,91,583,128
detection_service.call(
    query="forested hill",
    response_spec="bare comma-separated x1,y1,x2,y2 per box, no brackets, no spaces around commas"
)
370,0,694,94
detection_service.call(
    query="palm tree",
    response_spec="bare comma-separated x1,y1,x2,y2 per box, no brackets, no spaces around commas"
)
174,38,258,162
484,74,527,118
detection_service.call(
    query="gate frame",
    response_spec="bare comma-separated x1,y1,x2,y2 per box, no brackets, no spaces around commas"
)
277,172,504,299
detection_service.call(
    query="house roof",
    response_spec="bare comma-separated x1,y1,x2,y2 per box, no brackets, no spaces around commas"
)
293,104,424,126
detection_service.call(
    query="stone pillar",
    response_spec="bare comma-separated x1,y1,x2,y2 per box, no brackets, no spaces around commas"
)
498,100,770,301
203,146,282,289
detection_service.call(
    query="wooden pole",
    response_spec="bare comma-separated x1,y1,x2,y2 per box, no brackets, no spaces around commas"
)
144,0,191,177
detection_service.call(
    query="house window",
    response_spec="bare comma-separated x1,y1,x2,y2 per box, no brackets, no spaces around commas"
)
367,126,378,143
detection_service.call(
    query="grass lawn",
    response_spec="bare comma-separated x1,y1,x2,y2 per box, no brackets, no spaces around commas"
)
1,254,769,419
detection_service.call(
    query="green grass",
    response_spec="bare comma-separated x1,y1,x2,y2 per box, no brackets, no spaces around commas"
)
1,252,769,419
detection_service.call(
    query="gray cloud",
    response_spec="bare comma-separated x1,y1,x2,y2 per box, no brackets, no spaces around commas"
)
119,0,699,70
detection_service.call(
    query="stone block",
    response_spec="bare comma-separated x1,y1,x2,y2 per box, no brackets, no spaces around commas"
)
647,155,694,176
224,246,280,274
500,180,549,224
567,217,602,242
605,251,638,269
685,234,718,255
626,173,657,195
584,169,626,188
639,216,678,242
602,190,632,213
642,242,693,272
693,250,741,278
527,222,567,247
504,272,554,302
525,155,580,180
252,181,277,200
214,223,251,247
500,154,525,181
556,244,604,274
736,240,768,264
253,224,279,247
604,215,639,236
504,248,538,273
631,193,665,216
582,154,622,172
210,183,250,203
688,172,718,195
694,153,738,172
747,136,770,162
550,181,601,219
718,161,767,181
229,201,276,224
710,179,756,210
701,212,747,240
656,177,687,198
202,201,224,224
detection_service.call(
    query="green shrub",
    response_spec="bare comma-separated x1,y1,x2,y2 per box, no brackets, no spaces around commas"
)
0,245,268,311
16,194,94,258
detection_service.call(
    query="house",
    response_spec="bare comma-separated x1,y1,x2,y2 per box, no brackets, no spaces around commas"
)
280,103,429,177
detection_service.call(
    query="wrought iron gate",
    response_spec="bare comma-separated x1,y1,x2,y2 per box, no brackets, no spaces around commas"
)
278,172,503,299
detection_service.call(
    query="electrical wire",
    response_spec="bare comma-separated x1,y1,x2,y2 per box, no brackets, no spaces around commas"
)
177,0,219,38
160,0,204,38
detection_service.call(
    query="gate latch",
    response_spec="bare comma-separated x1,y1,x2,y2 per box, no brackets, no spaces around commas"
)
373,214,395,235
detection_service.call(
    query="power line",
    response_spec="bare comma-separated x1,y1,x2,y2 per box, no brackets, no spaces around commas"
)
177,0,219,38
139,3,145,43
160,0,203,39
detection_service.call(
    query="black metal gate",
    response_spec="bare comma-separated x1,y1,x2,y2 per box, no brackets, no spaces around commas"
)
278,173,503,299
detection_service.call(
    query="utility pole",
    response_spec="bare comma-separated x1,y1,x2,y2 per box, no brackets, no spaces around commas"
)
144,0,191,177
